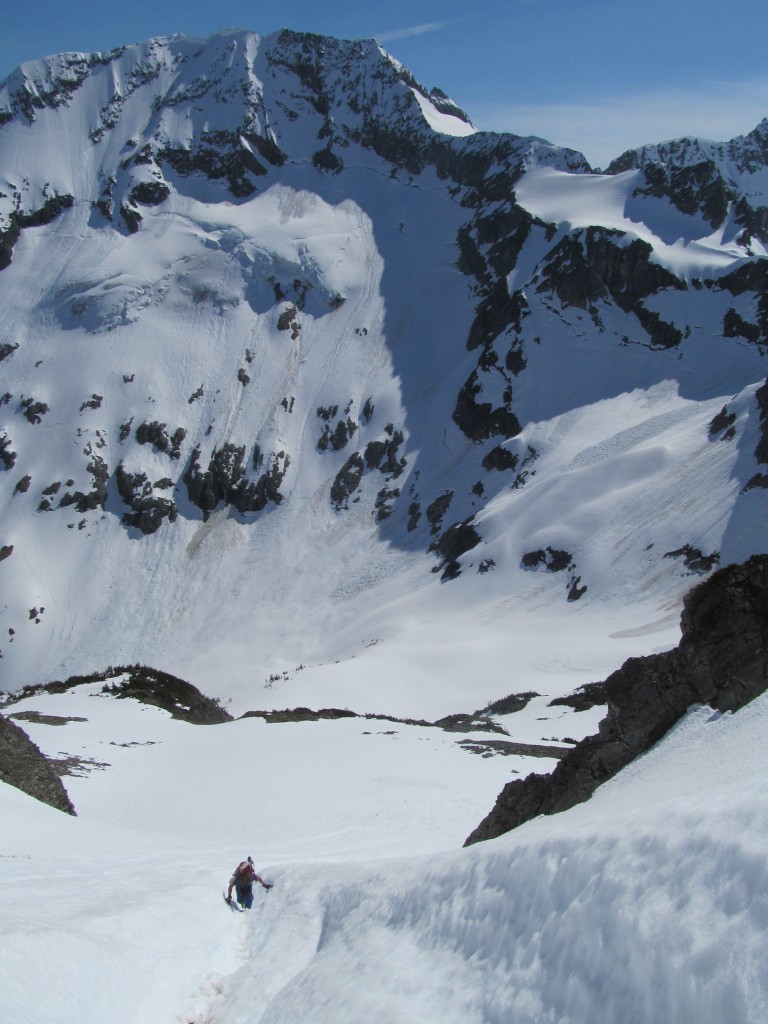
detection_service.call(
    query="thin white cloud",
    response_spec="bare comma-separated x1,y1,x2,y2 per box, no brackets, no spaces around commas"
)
475,78,768,169
376,21,450,43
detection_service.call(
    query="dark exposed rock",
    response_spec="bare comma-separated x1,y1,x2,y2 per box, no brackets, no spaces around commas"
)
135,420,186,459
277,304,300,336
330,452,364,510
0,713,76,814
430,516,481,580
241,704,523,739
317,404,339,421
234,451,290,514
9,711,87,726
0,432,17,470
425,491,453,534
158,134,264,198
467,279,529,352
434,713,508,735
79,394,103,412
20,397,49,424
129,179,170,206
428,87,472,125
473,202,539,279
548,681,608,712
0,342,18,361
47,754,109,777
407,501,421,532
374,485,400,522
723,307,761,344
505,344,527,375
0,544,13,561
102,665,231,724
708,260,768,346
743,474,768,492
522,547,572,572
523,547,587,600
93,176,115,220
734,196,768,247
453,369,521,442
0,194,74,271
465,554,768,845
629,160,733,228
116,464,177,534
185,444,241,516
4,49,124,124
0,217,20,272
184,443,289,517
456,224,488,280
742,385,768,491
318,417,357,452
536,227,685,347
709,405,737,439
363,431,406,476
753,378,768,466
480,691,540,715
312,146,343,173
243,707,357,724
14,475,30,493
664,545,720,575
482,445,518,472
459,738,569,758
58,455,109,512
120,203,142,233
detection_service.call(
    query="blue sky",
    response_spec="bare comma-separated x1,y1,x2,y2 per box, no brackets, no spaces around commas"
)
2,0,767,167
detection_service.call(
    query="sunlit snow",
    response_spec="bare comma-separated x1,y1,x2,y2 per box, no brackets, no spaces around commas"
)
1,27,767,1023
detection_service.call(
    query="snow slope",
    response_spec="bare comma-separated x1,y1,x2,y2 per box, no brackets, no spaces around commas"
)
1,27,767,1022
3,676,768,1023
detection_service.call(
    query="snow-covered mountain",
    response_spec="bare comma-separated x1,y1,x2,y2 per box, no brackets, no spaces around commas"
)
1,28,766,714
2,27,768,1024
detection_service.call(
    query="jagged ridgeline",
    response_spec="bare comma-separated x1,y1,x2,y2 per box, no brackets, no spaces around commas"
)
0,28,766,693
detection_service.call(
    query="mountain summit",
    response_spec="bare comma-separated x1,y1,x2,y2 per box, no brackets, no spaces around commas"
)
0,29,766,711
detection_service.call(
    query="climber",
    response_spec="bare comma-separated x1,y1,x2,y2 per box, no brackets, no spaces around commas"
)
226,856,272,908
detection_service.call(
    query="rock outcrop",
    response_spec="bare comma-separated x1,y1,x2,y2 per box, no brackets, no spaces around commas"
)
465,553,768,845
0,713,76,813
101,666,232,724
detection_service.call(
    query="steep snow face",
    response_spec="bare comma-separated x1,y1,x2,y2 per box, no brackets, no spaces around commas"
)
0,29,766,715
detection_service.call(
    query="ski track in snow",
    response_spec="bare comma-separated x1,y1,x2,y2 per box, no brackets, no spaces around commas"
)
188,698,768,1024
3,684,768,1023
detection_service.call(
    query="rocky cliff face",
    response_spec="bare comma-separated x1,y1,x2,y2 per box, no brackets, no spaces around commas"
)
0,712,76,813
465,553,768,845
